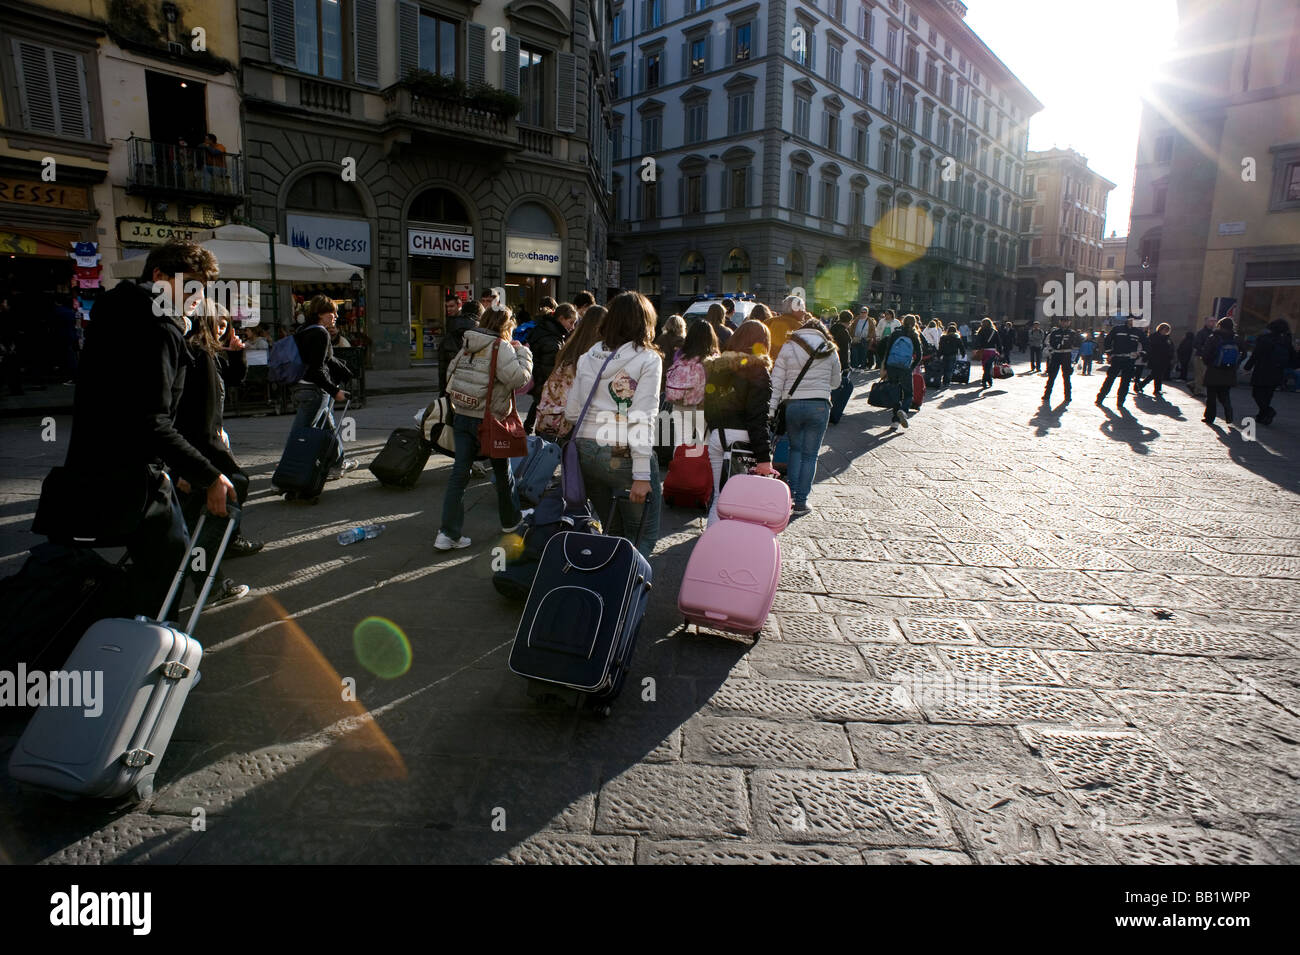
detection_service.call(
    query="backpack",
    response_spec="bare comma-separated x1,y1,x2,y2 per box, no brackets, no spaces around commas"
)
512,321,535,343
664,357,707,404
1216,340,1239,368
885,334,914,369
268,333,307,384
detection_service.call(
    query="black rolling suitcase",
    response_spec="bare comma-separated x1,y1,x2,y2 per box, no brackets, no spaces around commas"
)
925,358,944,388
508,493,652,715
952,356,971,384
369,427,430,487
272,399,349,501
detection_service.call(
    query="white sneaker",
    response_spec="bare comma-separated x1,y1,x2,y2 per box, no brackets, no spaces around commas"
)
434,532,472,551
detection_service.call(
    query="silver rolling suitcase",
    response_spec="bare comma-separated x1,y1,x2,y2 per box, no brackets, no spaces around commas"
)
8,511,236,801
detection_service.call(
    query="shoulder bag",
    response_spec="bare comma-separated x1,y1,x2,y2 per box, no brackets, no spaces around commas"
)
477,341,527,458
772,336,820,436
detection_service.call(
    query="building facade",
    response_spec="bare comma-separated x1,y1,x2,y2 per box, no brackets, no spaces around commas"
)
1099,232,1126,299
1013,148,1115,331
1,0,243,338
1123,0,1300,338
238,0,615,369
609,0,1042,324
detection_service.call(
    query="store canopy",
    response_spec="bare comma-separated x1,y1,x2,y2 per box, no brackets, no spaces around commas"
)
109,224,359,283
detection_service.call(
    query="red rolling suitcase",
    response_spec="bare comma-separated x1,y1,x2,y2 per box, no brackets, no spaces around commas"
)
662,443,712,509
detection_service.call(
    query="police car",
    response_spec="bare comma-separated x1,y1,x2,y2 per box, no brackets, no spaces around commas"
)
682,293,762,328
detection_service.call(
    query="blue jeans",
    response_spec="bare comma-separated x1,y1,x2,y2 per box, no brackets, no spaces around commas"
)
576,439,661,559
941,354,956,386
783,398,830,509
291,384,344,467
440,413,520,540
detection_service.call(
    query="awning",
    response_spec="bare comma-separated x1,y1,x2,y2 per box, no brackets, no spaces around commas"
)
0,229,82,259
108,224,360,283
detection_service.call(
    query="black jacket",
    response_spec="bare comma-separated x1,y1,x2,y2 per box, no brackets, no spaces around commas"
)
1105,325,1144,358
1201,331,1238,387
1047,326,1081,354
65,280,220,490
295,323,351,393
973,326,999,353
998,327,1015,354
528,313,568,394
175,340,246,476
1244,322,1296,390
703,351,773,463
830,323,852,370
1145,332,1174,374
1176,334,1196,364
938,332,966,357
438,311,477,381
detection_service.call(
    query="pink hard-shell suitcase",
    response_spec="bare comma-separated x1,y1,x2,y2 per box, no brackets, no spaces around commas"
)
716,473,792,532
678,519,781,641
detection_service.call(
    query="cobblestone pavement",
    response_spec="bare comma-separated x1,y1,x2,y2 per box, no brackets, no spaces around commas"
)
0,362,1296,864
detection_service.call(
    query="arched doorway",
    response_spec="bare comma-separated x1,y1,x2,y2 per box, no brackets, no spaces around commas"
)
407,186,474,363
679,251,706,296
505,200,563,320
638,254,662,297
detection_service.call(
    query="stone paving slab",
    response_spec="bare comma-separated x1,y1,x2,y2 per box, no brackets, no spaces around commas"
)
1,365,1296,864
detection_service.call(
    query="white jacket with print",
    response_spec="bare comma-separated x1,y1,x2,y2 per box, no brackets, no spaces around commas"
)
565,341,663,481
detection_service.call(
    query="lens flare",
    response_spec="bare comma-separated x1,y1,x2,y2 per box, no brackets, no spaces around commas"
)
352,616,412,679
871,207,935,270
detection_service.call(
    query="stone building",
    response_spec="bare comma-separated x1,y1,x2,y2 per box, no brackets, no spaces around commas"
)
1013,147,1115,332
237,0,615,368
1122,0,1300,338
609,0,1041,325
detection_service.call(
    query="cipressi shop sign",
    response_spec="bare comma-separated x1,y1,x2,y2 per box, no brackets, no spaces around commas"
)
505,236,563,275
408,229,474,258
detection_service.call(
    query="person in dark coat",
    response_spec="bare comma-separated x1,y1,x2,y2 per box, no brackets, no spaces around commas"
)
56,240,236,617
1175,330,1196,380
438,294,477,398
290,294,355,478
998,321,1016,360
522,302,574,433
1199,316,1238,426
702,319,777,526
1243,318,1295,426
1138,322,1175,398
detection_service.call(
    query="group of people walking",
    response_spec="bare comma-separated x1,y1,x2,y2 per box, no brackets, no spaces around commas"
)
40,237,1297,626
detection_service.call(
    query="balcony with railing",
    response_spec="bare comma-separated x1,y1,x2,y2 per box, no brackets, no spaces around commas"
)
383,88,515,145
518,125,556,157
926,244,956,263
300,78,353,115
125,137,245,201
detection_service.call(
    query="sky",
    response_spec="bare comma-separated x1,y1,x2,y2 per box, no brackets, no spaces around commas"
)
963,0,1180,239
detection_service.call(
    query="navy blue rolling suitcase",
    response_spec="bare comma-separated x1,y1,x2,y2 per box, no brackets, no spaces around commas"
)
273,399,348,501
508,494,652,715
829,373,853,424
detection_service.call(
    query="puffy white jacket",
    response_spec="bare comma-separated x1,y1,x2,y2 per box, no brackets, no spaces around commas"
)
445,329,533,419
565,341,663,481
768,327,841,417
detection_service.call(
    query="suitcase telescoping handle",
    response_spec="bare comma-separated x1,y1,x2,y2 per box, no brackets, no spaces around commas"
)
609,489,652,549
312,397,351,435
156,507,239,635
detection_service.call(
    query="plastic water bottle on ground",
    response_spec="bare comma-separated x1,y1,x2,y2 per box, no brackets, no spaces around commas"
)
338,524,385,545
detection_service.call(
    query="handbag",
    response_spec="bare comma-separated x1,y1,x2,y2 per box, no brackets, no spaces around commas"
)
561,352,617,508
867,379,901,408
477,340,528,459
719,431,756,490
33,464,156,547
773,338,821,436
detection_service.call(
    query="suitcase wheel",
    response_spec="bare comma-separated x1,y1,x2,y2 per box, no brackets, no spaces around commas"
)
134,778,154,802
595,703,613,718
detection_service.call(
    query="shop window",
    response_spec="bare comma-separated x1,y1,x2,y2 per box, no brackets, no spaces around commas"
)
679,250,706,295
786,249,804,291
639,254,662,295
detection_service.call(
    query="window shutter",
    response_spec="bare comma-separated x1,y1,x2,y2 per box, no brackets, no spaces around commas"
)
269,0,296,67
681,43,688,81
788,170,795,208
467,23,487,87
504,35,520,95
51,49,89,139
397,0,419,79
556,51,576,132
746,166,753,207
704,35,711,71
12,40,56,135
637,58,644,93
678,175,684,214
724,27,732,64
753,19,762,56
353,0,380,87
